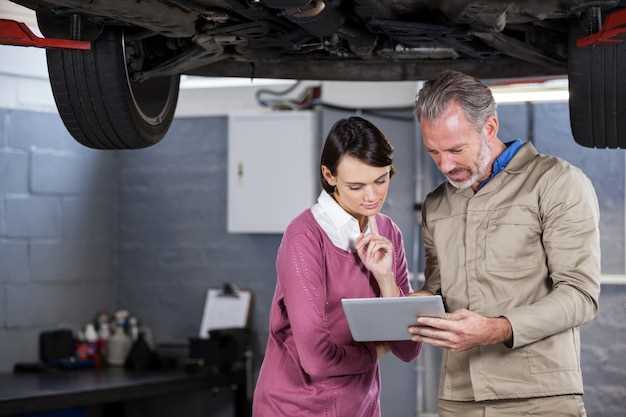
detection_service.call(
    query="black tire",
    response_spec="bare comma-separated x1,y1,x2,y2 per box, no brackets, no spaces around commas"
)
568,16,626,149
46,29,180,149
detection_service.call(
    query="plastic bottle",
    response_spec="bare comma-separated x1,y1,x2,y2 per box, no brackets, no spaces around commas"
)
107,322,132,366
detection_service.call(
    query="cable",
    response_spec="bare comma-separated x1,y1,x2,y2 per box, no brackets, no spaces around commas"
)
255,81,303,107
254,82,416,122
318,102,415,122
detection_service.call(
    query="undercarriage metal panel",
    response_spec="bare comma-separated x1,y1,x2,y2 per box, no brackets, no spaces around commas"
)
186,57,566,80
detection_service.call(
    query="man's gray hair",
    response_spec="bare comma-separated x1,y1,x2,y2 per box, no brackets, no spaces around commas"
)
415,70,497,131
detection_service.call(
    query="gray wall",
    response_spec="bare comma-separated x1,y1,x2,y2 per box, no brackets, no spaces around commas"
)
0,108,118,372
581,286,626,417
118,116,280,350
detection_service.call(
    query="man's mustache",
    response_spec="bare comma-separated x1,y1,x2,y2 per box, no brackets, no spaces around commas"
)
446,168,470,176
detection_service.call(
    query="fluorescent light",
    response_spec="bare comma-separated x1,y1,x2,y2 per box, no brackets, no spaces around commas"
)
492,89,569,103
180,75,296,89
490,79,569,103
600,275,626,285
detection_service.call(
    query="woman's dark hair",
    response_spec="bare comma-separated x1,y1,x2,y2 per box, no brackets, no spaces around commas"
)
320,116,395,194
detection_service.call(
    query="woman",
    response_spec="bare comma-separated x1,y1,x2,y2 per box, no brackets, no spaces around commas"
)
253,117,421,417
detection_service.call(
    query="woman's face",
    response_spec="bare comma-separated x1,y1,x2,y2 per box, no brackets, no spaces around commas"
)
322,155,392,219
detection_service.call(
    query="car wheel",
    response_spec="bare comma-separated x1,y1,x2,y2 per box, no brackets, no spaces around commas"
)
568,15,626,149
46,29,180,149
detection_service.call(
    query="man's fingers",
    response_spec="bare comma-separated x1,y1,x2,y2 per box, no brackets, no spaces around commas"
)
448,309,471,319
409,290,434,297
410,334,454,349
409,326,455,342
410,334,469,351
417,309,468,325
415,316,460,331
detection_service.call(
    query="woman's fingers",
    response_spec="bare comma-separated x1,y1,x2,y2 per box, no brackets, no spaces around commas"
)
355,233,375,251
356,233,393,265
368,216,379,235
356,242,367,262
367,241,385,261
356,235,371,255
368,240,392,262
357,234,390,248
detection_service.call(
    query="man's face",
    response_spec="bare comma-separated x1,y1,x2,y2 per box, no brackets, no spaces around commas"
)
420,101,492,190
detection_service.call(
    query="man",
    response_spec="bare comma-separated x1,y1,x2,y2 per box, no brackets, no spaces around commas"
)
409,70,600,417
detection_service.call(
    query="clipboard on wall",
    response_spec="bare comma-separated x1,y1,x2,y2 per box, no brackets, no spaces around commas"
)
198,283,252,338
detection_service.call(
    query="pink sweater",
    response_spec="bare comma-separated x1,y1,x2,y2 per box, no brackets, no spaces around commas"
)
253,210,421,417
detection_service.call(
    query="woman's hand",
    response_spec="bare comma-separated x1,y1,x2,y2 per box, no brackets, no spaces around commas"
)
376,343,390,359
355,233,399,297
355,233,393,279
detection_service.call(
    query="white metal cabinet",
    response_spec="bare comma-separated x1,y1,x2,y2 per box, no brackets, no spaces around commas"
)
227,111,319,233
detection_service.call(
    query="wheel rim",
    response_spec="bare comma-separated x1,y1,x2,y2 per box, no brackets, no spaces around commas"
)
121,32,178,127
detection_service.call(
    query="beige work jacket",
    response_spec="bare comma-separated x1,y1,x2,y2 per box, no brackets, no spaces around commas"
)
422,142,601,401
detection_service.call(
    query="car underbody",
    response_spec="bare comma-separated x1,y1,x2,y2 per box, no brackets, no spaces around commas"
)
11,0,614,80
4,0,625,149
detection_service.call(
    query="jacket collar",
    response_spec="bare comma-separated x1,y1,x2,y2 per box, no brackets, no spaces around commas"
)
503,142,539,174
449,142,539,196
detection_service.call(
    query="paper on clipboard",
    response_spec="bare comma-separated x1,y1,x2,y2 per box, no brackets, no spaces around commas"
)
199,289,251,338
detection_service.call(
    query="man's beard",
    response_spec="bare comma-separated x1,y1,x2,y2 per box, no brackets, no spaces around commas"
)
447,136,492,190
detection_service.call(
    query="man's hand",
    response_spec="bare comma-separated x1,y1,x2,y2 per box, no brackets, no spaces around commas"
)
409,290,434,297
408,309,512,352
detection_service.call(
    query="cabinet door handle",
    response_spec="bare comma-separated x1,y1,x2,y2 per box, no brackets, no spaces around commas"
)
237,162,244,179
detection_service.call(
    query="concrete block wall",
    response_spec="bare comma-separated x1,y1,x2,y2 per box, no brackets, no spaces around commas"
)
0,108,119,371
581,286,626,417
118,117,281,350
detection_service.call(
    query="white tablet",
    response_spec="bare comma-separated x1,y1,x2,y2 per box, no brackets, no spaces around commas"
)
341,295,446,342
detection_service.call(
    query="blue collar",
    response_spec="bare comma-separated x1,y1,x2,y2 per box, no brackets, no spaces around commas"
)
478,139,525,190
